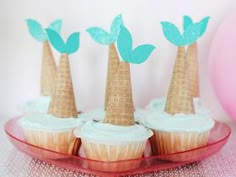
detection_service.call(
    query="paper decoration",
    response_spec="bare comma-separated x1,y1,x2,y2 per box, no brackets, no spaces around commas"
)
183,16,193,30
117,26,156,64
87,14,124,45
183,16,210,37
26,19,62,42
161,22,185,46
183,22,202,45
161,16,210,46
46,29,80,54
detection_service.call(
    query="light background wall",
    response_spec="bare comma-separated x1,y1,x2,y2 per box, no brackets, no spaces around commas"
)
1,0,235,121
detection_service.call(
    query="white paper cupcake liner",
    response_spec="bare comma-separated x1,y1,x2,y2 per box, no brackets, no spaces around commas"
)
81,138,147,172
151,130,210,162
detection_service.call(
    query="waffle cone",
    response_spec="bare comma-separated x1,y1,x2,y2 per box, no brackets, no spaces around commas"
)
40,41,57,96
104,61,134,126
48,54,77,118
165,46,195,115
186,43,199,97
104,44,120,110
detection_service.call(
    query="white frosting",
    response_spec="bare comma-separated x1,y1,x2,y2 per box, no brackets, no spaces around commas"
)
20,96,51,113
75,120,153,144
19,114,82,132
138,97,215,132
79,108,145,123
20,96,82,116
134,108,149,123
79,109,105,123
146,97,210,115
143,111,215,132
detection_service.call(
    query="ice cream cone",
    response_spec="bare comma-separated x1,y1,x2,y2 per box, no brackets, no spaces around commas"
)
48,54,77,118
40,41,57,96
165,46,195,115
186,43,199,97
104,43,120,110
104,61,134,126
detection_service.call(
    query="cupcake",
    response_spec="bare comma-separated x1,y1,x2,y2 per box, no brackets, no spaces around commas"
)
19,28,81,156
20,19,61,115
142,16,215,161
75,24,155,172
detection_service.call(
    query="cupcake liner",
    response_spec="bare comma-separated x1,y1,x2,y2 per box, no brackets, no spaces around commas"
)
105,44,120,110
104,61,134,126
81,139,146,172
48,54,77,118
41,41,57,96
23,129,80,158
165,46,195,115
151,130,209,162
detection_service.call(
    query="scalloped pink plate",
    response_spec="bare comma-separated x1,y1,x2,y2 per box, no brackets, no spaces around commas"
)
4,117,231,176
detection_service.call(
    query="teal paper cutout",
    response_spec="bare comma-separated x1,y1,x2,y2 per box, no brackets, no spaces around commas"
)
26,19,47,42
117,25,132,61
183,16,193,30
66,32,80,54
46,29,80,54
110,14,124,41
87,14,124,45
161,22,185,46
87,28,114,45
48,19,62,33
183,16,210,37
132,44,157,64
117,26,156,64
161,16,210,46
183,22,202,45
46,29,66,53
198,16,210,36
26,19,62,42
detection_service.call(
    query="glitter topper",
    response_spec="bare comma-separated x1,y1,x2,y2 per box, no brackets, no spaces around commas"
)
87,14,156,64
87,14,124,45
26,19,62,42
161,16,210,46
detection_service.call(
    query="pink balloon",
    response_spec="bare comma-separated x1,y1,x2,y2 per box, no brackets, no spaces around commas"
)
209,9,236,121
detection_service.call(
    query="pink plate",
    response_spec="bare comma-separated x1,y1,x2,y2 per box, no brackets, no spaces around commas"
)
4,117,231,177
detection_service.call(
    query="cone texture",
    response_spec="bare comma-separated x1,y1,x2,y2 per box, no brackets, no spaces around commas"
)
104,44,120,110
48,54,77,118
186,43,199,97
165,46,195,115
40,41,57,96
104,61,134,126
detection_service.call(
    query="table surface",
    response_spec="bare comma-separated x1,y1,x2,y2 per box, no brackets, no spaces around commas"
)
1,117,236,177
